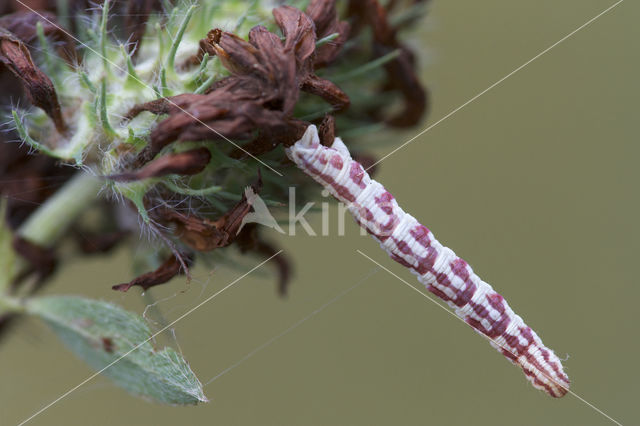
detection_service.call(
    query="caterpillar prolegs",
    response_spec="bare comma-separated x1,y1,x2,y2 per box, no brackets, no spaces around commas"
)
285,125,570,397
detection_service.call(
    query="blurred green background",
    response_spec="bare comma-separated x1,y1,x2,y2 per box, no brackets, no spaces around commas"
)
1,0,638,425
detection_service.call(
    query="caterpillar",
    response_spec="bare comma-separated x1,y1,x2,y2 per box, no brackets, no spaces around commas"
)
285,125,570,397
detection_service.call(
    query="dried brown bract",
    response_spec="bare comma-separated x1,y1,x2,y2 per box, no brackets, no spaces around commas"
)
146,92,290,158
108,147,211,182
112,252,193,292
133,4,351,162
305,0,350,67
0,27,67,133
301,74,350,111
154,174,263,252
271,6,349,111
272,5,316,70
228,117,308,158
0,0,429,300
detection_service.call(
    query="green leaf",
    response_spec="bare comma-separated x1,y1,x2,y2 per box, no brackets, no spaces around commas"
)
26,295,207,405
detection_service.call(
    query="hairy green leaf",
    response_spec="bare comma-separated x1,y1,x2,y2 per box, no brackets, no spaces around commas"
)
26,296,207,405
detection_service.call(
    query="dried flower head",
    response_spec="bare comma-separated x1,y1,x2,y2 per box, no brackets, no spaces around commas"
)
2,0,427,297
0,0,429,404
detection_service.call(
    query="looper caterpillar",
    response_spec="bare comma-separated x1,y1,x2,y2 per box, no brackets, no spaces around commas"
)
285,125,570,397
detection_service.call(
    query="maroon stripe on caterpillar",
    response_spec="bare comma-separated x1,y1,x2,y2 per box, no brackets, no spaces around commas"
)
285,125,570,397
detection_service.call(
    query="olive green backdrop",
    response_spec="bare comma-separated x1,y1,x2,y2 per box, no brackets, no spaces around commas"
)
2,0,638,425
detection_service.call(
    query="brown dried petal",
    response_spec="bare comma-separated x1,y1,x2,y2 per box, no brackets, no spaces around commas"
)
301,74,350,111
229,117,309,158
108,147,211,182
272,6,316,66
198,27,297,113
228,117,308,158
305,0,337,35
276,118,309,147
147,103,232,152
156,174,263,251
248,25,298,113
147,97,289,157
112,252,192,292
124,98,171,120
123,93,201,121
247,25,283,52
305,0,350,67
227,132,280,160
316,20,349,67
158,209,226,252
0,27,67,133
206,29,262,76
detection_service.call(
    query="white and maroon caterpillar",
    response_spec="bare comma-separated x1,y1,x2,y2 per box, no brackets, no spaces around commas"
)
285,125,570,397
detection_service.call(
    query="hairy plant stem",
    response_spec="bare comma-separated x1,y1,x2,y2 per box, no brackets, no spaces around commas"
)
17,172,102,248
